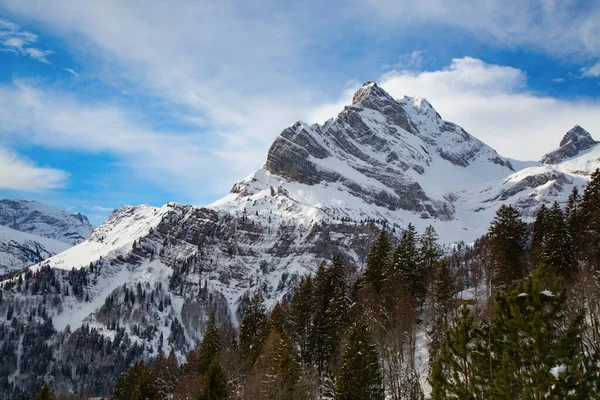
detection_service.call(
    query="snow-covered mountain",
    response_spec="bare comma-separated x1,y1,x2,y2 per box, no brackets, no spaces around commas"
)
0,225,70,276
0,200,93,245
0,200,93,274
0,82,597,397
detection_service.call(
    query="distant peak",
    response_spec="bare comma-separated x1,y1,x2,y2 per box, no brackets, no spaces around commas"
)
351,81,389,104
559,125,594,148
541,125,597,164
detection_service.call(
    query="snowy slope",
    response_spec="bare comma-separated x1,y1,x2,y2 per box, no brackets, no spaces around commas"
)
0,225,70,275
0,81,598,395
0,199,93,245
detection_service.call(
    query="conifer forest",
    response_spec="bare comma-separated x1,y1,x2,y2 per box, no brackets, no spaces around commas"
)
11,169,600,399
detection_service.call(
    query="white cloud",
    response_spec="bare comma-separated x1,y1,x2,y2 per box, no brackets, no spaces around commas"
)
581,61,600,77
310,57,600,161
0,2,599,201
89,205,113,212
63,68,79,77
0,18,52,63
0,147,67,191
360,0,600,59
0,81,303,198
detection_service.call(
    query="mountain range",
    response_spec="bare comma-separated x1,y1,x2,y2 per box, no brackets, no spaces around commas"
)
0,81,598,396
0,200,93,274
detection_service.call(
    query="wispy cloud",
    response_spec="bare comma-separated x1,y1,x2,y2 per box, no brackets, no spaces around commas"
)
89,205,114,212
0,147,67,191
581,61,600,77
0,18,52,63
63,68,79,77
360,0,600,59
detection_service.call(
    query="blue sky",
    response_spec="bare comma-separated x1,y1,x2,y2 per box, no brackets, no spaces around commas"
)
0,0,599,225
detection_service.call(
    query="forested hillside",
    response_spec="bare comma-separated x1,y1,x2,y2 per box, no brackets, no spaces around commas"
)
21,168,600,399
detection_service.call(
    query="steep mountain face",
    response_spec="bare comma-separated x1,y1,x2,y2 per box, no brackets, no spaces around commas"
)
264,81,514,221
541,125,598,164
0,200,93,245
0,82,598,398
0,225,70,275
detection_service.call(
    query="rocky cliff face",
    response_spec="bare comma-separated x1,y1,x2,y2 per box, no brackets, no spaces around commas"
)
541,125,598,164
264,82,514,220
0,82,598,398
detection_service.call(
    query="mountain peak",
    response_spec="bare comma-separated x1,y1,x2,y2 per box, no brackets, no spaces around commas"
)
351,81,390,104
541,125,597,164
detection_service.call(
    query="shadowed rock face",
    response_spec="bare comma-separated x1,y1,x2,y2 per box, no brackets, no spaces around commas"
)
265,81,513,220
541,125,598,164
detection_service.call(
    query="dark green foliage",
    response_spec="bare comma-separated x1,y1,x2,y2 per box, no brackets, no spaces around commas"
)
393,223,426,303
540,202,577,279
151,348,179,399
564,187,584,254
487,204,527,292
430,306,483,399
196,313,221,374
430,267,590,400
365,232,392,293
581,168,600,271
289,275,313,364
419,225,442,290
531,203,550,265
239,295,269,367
336,320,384,400
113,361,157,400
429,260,456,366
34,384,55,400
198,358,229,400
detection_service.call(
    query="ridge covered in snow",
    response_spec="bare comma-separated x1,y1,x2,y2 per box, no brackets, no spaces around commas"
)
0,199,93,245
0,81,598,395
0,225,70,275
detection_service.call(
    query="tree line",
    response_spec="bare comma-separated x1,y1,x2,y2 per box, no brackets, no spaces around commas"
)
27,169,600,399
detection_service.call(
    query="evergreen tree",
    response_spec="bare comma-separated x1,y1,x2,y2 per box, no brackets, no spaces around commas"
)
270,301,290,335
393,224,425,303
186,312,221,376
429,306,484,400
113,361,157,400
152,348,179,399
324,284,352,371
252,330,302,400
365,232,392,293
336,320,384,400
564,187,584,254
290,275,314,364
541,202,577,279
198,358,229,400
419,225,442,291
239,295,269,367
487,205,527,293
531,203,550,265
429,260,456,366
581,168,600,272
34,384,55,400
490,267,586,399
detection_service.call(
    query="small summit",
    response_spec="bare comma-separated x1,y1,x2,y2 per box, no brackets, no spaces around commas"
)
541,125,598,164
351,81,389,104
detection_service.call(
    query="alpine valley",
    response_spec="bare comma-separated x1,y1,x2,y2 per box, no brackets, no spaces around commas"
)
0,82,598,397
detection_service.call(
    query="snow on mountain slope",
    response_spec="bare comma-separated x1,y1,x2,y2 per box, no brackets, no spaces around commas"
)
0,225,70,275
36,203,171,271
0,199,93,245
0,81,598,395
